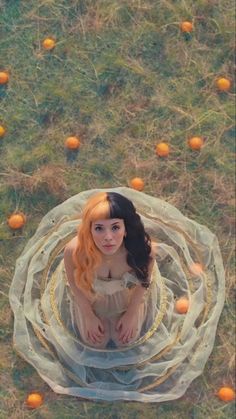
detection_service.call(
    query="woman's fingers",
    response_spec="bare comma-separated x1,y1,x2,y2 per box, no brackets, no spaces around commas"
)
116,320,122,331
120,328,131,343
123,333,131,343
120,327,137,343
87,331,96,343
98,323,105,334
88,328,103,343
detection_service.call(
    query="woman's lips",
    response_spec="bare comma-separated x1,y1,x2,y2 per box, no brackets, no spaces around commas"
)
103,245,114,249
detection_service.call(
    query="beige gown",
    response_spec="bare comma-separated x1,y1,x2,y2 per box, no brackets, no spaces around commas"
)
72,263,159,348
9,186,225,402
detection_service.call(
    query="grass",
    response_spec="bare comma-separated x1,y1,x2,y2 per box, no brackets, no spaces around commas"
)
0,0,235,417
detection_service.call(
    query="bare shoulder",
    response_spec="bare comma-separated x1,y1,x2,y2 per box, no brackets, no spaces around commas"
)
64,236,78,260
64,236,78,256
64,236,78,280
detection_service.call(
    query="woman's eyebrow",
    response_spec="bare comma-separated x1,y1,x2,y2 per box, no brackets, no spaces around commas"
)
94,221,120,226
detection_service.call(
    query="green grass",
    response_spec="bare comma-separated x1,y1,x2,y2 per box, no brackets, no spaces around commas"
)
0,0,235,417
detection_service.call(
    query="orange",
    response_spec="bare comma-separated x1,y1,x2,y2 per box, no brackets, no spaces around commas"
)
65,136,81,150
190,263,203,275
156,142,170,157
130,177,144,191
0,125,6,137
216,77,231,92
217,387,235,402
180,21,193,33
42,37,56,50
175,297,189,314
25,392,43,409
188,136,204,150
7,213,26,229
0,71,9,84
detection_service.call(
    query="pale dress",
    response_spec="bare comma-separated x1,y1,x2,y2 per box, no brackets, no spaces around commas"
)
9,187,225,402
72,265,158,348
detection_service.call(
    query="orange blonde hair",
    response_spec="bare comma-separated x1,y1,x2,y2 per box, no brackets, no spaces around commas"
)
73,192,110,293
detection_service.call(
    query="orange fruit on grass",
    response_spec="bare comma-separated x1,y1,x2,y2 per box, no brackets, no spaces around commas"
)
0,71,9,84
25,392,43,409
130,177,144,191
180,21,193,33
188,136,204,150
175,297,189,314
217,387,235,402
42,37,56,50
216,77,231,92
190,263,203,275
65,136,81,150
156,142,170,157
7,212,26,229
0,125,6,137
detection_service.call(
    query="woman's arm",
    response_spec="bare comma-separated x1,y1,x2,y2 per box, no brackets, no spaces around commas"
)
116,242,156,343
126,242,156,314
64,238,105,344
63,237,94,316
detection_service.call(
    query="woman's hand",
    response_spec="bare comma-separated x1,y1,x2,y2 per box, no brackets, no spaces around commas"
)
84,312,105,344
115,310,139,344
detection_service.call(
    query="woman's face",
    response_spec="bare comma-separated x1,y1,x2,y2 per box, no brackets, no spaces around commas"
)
91,218,126,255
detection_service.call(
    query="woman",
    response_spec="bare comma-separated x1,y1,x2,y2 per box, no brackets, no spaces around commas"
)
9,187,225,402
64,192,157,348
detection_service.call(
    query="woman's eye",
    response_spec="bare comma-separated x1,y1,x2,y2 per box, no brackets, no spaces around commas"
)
95,226,103,231
112,225,120,231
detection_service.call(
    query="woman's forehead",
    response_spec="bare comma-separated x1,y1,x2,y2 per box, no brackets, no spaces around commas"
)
92,218,124,226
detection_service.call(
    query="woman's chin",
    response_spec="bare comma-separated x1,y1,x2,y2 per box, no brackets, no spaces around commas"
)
101,246,117,254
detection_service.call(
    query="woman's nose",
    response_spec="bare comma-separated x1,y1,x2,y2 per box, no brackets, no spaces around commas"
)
104,230,113,241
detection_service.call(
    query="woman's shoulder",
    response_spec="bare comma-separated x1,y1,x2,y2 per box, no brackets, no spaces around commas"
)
64,236,78,259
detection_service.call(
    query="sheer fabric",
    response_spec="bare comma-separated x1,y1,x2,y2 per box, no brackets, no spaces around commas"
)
71,264,158,347
9,187,225,402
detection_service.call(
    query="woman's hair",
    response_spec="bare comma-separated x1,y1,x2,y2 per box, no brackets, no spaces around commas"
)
73,192,152,293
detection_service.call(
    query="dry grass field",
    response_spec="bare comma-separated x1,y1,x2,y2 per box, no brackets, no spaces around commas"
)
0,1,235,418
